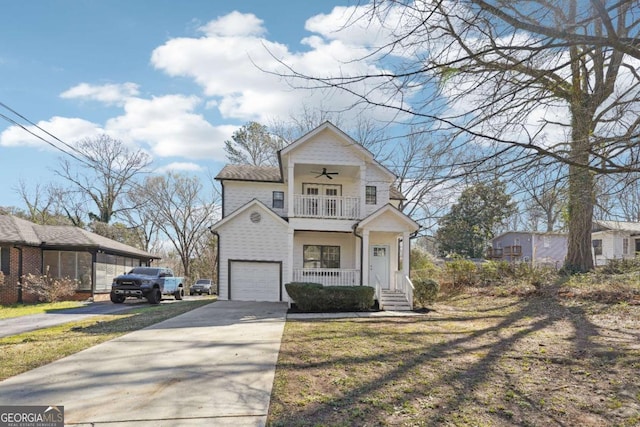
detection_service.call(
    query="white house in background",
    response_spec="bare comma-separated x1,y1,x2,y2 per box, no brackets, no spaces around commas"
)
209,122,420,310
488,231,568,268
592,220,640,266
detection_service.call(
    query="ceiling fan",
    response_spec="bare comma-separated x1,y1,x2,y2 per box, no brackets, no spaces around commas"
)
311,167,339,179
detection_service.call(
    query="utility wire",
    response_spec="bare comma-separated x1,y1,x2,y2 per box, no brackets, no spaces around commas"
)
0,101,94,168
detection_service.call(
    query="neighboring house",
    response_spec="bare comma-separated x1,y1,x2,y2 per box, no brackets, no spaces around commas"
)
488,231,568,268
209,122,420,309
592,220,640,266
0,215,160,304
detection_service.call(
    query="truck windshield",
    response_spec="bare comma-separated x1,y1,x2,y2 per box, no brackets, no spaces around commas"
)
128,267,160,276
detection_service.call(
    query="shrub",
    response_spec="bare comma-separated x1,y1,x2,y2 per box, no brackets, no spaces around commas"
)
285,282,374,312
600,257,640,275
444,258,479,287
412,275,440,308
21,268,77,302
479,260,512,285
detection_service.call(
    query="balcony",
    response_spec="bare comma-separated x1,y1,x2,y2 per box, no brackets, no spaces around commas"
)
487,246,522,259
292,268,360,286
293,195,360,220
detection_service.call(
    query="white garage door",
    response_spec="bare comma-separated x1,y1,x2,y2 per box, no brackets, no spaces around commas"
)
229,261,281,302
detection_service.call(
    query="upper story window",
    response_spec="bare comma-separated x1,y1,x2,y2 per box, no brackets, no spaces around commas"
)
273,191,284,209
366,186,377,205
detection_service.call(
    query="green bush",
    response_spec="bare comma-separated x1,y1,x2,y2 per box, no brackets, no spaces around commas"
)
285,282,374,312
413,275,440,308
600,257,640,275
444,258,479,286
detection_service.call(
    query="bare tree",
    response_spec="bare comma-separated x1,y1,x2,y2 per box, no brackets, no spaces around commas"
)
137,172,220,280
271,0,640,272
517,163,567,232
56,134,151,224
224,122,287,167
14,180,73,225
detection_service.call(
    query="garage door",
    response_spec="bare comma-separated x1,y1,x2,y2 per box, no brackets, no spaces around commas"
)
229,261,281,302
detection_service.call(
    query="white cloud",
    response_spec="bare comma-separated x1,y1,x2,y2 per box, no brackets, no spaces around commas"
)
104,94,235,160
0,116,103,149
150,9,406,124
154,162,204,173
60,82,140,106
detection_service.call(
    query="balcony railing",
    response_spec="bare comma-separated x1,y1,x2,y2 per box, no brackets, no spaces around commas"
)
293,195,360,219
292,268,360,286
487,246,522,259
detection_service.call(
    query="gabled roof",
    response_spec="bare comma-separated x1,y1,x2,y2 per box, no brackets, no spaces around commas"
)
215,164,282,182
356,204,419,233
209,199,288,231
279,121,397,182
0,215,159,259
593,220,640,233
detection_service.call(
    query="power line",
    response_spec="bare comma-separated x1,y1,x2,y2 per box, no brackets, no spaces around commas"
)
0,101,94,168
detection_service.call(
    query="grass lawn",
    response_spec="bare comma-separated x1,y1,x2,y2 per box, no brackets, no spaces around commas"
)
0,301,86,319
268,289,640,427
0,296,216,381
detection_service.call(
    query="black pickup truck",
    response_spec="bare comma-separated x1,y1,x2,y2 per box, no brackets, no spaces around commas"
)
110,267,184,304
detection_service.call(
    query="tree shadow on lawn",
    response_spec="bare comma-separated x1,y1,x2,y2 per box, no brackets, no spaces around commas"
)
268,292,640,427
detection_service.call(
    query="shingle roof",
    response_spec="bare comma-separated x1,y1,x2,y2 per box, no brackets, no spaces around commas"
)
389,186,405,200
593,220,640,233
0,215,159,259
215,164,282,182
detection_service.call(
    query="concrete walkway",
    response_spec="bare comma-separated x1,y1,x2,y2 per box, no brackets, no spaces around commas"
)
0,300,288,426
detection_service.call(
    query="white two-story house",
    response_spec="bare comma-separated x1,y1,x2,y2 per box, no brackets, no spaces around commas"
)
209,122,420,309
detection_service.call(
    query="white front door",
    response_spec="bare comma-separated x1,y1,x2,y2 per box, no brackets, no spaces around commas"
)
370,245,390,289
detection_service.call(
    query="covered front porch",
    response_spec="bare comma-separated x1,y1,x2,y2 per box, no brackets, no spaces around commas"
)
288,206,419,309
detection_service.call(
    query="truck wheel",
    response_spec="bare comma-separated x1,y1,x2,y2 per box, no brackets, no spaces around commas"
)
174,287,184,300
147,288,162,304
110,293,126,304
206,289,211,295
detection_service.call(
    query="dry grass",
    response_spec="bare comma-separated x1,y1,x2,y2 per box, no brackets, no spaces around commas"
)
268,288,640,426
0,297,216,381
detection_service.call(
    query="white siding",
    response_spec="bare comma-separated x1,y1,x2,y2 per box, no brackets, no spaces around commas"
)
364,166,392,216
223,181,286,217
216,205,289,301
289,128,367,166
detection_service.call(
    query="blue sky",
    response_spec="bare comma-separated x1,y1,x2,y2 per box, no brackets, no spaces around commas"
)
1,0,397,210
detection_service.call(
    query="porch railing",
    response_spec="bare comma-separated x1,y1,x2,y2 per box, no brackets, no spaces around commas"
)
395,271,414,310
292,268,360,286
293,195,360,219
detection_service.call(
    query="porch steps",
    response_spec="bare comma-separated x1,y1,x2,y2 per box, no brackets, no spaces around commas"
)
379,290,412,311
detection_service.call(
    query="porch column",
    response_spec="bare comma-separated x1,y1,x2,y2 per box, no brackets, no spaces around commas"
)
287,164,294,217
287,227,294,284
360,164,366,217
362,229,370,286
402,232,410,278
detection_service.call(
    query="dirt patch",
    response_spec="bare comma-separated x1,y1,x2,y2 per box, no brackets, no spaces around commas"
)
268,291,640,426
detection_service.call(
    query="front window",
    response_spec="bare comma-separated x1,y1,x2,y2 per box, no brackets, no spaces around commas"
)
303,245,340,269
0,246,9,274
273,191,284,209
623,238,629,255
366,186,377,205
592,239,603,256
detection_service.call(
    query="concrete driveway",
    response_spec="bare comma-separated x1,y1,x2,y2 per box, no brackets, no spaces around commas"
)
0,300,288,426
